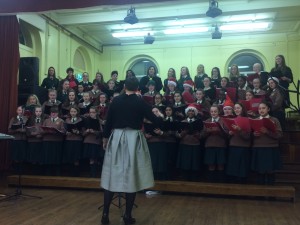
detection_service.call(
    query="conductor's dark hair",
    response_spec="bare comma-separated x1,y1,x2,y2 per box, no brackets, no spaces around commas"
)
125,77,139,91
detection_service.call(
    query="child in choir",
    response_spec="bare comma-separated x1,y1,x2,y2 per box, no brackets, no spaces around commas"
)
83,106,103,177
89,79,101,104
79,72,93,91
78,92,92,117
42,89,62,116
77,84,85,102
162,106,178,179
8,106,28,164
145,80,157,96
211,67,222,88
251,101,282,185
57,79,70,103
252,78,266,96
144,107,167,180
222,95,235,117
62,106,83,177
220,77,230,89
154,93,166,113
96,93,109,126
173,91,186,121
203,104,227,182
176,104,203,181
61,89,78,119
104,79,116,101
26,106,47,172
203,77,216,104
24,94,41,117
194,89,211,120
245,90,258,118
41,106,65,175
182,80,195,104
237,76,251,100
226,103,251,183
163,77,177,105
214,88,226,105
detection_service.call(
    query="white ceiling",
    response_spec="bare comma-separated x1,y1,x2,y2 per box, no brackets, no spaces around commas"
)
42,0,300,46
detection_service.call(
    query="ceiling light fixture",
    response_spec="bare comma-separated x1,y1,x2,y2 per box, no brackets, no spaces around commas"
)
220,22,270,31
124,6,139,25
144,33,155,44
112,31,153,38
163,27,208,35
206,0,222,18
212,25,222,39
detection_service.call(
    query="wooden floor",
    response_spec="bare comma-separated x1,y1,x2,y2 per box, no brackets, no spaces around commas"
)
0,186,300,225
6,175,296,201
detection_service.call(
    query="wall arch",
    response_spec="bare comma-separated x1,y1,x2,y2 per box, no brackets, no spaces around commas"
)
73,46,92,79
225,49,270,75
123,54,160,79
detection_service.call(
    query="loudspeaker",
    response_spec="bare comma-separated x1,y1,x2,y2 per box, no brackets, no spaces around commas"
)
19,57,39,86
18,85,48,106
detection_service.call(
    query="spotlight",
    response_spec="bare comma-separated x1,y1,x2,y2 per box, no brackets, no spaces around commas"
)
206,0,222,18
124,6,139,24
212,25,222,39
144,33,155,44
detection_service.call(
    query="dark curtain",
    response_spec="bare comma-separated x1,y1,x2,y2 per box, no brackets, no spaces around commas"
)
0,16,19,171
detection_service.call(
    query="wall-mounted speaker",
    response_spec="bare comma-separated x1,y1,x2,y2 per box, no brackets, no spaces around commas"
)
19,57,39,86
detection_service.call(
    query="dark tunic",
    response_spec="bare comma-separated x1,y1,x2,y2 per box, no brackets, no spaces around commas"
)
139,76,163,94
41,77,60,90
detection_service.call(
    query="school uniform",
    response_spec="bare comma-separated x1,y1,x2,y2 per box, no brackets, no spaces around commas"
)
251,116,282,175
41,117,65,166
144,120,168,180
62,117,84,164
57,90,69,103
78,102,92,117
89,89,101,104
97,103,109,122
237,86,251,100
61,101,78,119
177,118,203,181
267,88,285,129
8,116,28,162
172,102,186,121
195,99,211,120
26,115,47,164
162,116,178,180
226,117,251,180
42,100,62,115
203,117,227,166
79,81,93,92
204,87,216,104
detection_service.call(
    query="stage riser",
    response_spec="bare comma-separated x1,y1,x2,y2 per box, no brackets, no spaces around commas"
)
7,175,295,201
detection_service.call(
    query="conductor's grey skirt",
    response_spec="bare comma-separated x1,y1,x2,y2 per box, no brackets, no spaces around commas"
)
101,129,154,192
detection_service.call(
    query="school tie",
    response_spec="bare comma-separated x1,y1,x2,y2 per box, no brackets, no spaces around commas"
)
150,91,154,95
197,101,202,104
36,118,40,123
72,118,75,123
52,118,55,123
101,104,105,107
176,103,180,106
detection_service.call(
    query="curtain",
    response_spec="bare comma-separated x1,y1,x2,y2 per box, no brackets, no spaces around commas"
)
0,16,19,171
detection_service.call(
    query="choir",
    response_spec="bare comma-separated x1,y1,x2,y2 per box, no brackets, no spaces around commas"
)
8,57,293,185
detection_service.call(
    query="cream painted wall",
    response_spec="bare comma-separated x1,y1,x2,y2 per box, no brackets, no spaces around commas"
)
19,15,300,108
99,33,300,108
19,15,102,84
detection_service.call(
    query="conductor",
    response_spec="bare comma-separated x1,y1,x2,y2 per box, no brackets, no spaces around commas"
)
101,77,160,225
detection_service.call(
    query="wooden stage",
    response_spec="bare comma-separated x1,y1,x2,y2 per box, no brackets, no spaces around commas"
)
7,175,296,201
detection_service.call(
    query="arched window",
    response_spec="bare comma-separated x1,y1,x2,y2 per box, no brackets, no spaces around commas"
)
73,49,86,81
130,58,158,80
18,20,33,48
228,53,264,75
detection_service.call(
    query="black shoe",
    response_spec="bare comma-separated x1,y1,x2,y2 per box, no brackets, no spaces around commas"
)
101,214,109,225
123,215,136,225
